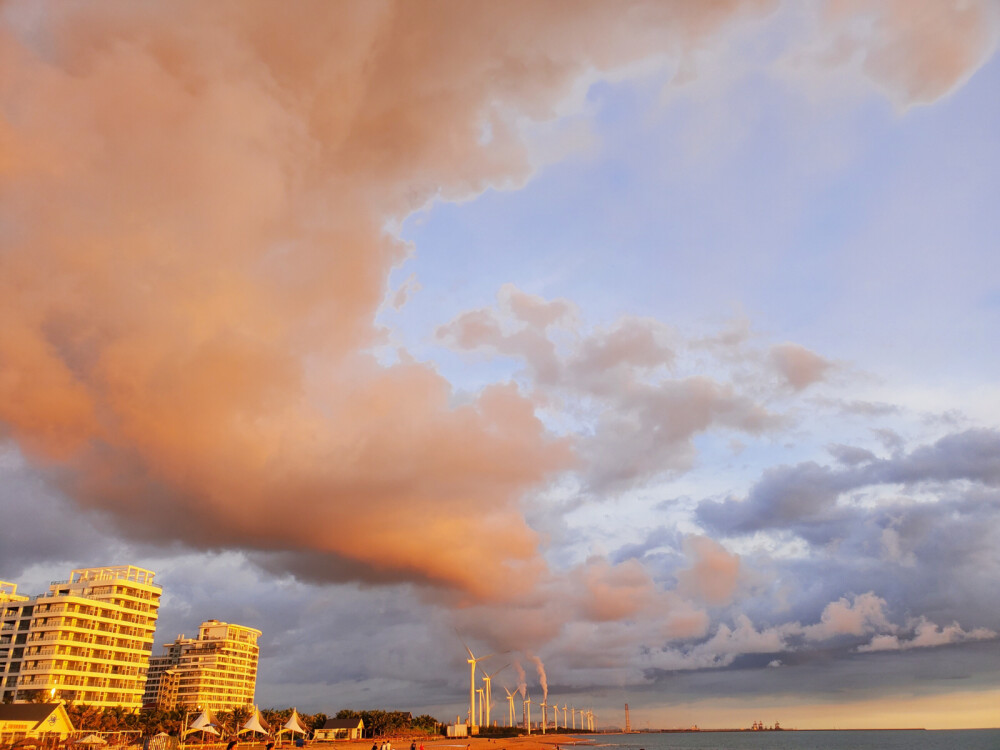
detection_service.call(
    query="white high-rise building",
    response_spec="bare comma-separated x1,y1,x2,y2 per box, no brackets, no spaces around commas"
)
0,566,161,708
143,620,260,711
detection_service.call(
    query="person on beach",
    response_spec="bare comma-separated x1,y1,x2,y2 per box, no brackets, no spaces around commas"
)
226,740,238,750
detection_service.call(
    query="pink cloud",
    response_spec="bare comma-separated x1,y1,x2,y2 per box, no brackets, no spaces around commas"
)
770,343,833,391
858,617,997,652
826,0,1000,107
676,535,741,606
1,0,992,615
802,592,893,640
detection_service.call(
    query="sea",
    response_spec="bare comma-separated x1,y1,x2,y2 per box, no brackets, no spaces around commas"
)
566,730,1000,750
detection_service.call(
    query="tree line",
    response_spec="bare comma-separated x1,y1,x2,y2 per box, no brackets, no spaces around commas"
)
55,706,443,738
333,710,440,737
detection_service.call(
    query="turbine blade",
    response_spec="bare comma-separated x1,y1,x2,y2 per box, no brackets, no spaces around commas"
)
455,629,475,660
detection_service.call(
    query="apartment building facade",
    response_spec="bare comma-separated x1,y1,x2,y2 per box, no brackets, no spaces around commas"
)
0,566,161,708
143,620,260,711
0,581,33,701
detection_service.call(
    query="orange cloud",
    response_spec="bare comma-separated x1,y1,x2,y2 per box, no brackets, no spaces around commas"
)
2,0,994,610
1,0,777,602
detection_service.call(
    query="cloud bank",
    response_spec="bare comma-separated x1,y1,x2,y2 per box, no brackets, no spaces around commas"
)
2,1,999,720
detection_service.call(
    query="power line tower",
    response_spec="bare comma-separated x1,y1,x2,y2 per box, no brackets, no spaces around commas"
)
624,703,631,734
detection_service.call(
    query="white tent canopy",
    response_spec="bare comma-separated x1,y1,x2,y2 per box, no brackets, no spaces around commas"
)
186,710,221,737
278,710,308,737
238,709,270,736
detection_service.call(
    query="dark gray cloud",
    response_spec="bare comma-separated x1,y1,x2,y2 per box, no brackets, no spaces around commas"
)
827,443,878,466
878,429,1000,485
0,445,124,583
697,461,855,540
698,429,1000,537
692,431,1000,663
611,526,685,566
639,639,1000,701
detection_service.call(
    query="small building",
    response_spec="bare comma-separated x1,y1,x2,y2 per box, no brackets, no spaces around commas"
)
446,724,468,738
315,718,364,741
0,703,75,742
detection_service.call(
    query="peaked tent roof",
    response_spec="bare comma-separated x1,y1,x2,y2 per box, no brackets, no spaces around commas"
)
186,710,220,737
189,709,221,730
238,709,270,736
280,710,308,735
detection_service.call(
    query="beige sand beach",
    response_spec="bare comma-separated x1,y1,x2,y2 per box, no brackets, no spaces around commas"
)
299,736,591,750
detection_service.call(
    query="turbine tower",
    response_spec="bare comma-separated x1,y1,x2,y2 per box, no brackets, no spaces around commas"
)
504,687,516,728
477,688,485,728
562,705,567,729
570,707,575,730
540,701,547,734
523,694,532,734
553,701,558,731
463,643,493,729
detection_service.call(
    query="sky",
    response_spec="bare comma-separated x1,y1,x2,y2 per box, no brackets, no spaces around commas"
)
1,0,999,731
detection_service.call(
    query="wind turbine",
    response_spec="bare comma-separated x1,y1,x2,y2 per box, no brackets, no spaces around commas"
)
523,694,532,734
570,706,575,730
562,705,567,729
553,700,558,730
481,664,507,729
504,687,516,728
540,700,547,734
463,642,493,728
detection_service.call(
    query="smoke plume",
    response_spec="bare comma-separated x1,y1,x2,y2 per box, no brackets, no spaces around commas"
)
530,654,548,702
514,660,527,698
